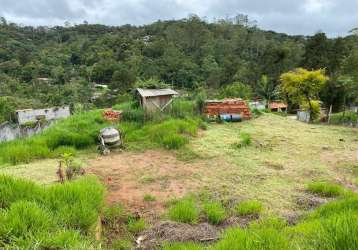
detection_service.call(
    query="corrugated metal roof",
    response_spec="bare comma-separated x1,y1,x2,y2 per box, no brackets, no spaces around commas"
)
136,88,178,97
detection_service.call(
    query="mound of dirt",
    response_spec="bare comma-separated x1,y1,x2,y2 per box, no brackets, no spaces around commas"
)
137,221,219,249
296,195,329,210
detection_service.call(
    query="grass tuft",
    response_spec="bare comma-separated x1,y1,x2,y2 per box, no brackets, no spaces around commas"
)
307,182,344,197
169,198,199,224
235,200,263,217
202,201,227,225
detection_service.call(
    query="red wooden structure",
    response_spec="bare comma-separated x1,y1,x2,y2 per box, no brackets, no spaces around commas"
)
204,99,251,119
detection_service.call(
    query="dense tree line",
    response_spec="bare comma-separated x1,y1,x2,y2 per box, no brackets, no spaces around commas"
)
0,15,357,119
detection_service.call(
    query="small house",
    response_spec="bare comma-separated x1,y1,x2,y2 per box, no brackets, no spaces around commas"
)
269,102,287,112
135,88,179,112
204,99,251,120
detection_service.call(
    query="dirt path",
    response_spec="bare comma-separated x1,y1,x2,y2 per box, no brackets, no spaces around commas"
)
87,150,204,221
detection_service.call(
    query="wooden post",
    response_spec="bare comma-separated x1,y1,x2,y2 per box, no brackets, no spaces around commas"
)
328,105,332,124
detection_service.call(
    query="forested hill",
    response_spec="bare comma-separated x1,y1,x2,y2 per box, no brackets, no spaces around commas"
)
0,15,357,118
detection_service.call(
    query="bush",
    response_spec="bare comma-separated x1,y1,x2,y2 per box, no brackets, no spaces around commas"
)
235,200,263,217
307,182,344,197
169,198,199,224
202,201,226,225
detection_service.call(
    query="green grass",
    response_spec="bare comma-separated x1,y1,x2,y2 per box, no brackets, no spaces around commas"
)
162,242,204,250
329,111,358,125
0,110,109,165
307,182,345,197
127,218,147,234
202,201,227,225
0,175,104,249
169,198,199,224
211,224,289,250
232,132,252,148
143,194,156,202
235,200,263,217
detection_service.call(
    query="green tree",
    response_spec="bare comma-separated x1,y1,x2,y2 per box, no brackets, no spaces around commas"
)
280,68,328,121
220,82,253,99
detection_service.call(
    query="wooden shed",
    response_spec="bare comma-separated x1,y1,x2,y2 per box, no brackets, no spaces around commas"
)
204,99,251,120
135,88,179,112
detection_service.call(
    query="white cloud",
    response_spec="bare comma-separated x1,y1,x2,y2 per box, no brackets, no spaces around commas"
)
0,0,357,36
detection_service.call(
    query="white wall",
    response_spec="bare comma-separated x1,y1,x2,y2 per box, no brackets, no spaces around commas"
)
16,106,70,125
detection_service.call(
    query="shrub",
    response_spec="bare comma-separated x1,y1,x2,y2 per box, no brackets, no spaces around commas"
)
235,200,263,217
169,198,199,224
202,201,227,225
307,182,344,197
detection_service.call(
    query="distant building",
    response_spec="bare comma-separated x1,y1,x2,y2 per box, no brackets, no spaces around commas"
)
16,106,71,125
135,88,179,112
269,102,287,112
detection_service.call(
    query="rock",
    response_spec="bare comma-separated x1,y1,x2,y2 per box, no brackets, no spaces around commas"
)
322,145,330,150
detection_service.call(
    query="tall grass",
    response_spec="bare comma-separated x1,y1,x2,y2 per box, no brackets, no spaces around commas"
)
0,175,104,249
0,110,109,165
169,198,199,224
202,201,227,225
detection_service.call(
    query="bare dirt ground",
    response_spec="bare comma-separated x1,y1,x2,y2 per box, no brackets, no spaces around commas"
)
87,150,205,221
86,114,358,223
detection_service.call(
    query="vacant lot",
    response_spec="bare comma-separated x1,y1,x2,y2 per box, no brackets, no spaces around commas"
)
4,114,357,221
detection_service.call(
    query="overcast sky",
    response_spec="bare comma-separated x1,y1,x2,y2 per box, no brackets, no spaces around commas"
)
0,0,357,37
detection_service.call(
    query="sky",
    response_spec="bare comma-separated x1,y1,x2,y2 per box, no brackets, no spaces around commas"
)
0,0,357,37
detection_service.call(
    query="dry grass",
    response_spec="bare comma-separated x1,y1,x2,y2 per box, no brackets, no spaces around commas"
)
189,114,358,215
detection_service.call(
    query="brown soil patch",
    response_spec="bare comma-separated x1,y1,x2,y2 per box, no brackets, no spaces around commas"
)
87,150,204,221
137,221,219,249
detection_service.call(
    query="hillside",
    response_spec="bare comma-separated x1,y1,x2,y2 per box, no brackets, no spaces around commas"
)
1,16,358,121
